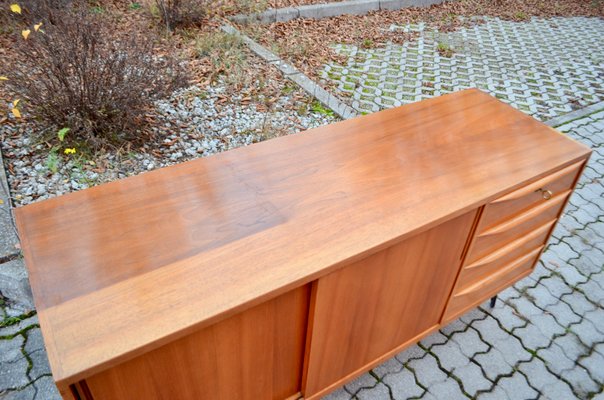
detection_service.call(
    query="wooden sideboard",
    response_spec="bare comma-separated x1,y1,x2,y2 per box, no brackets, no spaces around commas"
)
15,89,591,400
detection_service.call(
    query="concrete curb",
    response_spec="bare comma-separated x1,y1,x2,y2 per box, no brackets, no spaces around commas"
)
222,23,358,120
0,147,20,262
230,0,444,25
545,101,604,128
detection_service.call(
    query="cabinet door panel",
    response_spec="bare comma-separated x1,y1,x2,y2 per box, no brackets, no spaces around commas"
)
303,211,477,398
85,285,310,400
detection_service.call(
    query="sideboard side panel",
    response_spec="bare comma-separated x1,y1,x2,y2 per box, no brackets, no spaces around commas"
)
303,210,478,397
85,285,310,400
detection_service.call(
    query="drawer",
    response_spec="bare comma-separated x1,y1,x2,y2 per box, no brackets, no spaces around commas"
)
479,160,583,233
456,219,555,290
444,246,544,322
467,190,569,264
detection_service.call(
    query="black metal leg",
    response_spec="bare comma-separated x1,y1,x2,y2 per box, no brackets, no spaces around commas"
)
490,295,497,308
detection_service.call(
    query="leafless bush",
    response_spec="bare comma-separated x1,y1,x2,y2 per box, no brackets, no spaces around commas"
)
0,0,74,26
154,0,207,31
5,10,188,148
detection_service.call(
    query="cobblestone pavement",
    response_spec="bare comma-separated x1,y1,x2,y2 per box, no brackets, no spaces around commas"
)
322,17,604,120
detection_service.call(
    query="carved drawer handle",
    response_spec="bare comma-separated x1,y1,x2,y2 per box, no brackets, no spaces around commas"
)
536,188,553,200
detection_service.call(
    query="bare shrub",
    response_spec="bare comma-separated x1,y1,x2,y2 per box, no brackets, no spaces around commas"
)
4,9,188,148
154,0,207,31
0,0,74,26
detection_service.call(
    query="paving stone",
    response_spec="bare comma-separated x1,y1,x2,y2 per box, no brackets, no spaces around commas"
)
323,17,604,120
584,308,604,333
427,378,467,400
544,299,582,327
0,315,38,338
498,372,539,400
453,362,492,397
322,387,351,400
372,356,402,379
560,364,600,399
383,366,425,399
33,375,61,400
526,283,561,309
577,279,604,307
356,382,390,400
561,291,598,315
473,348,514,381
507,295,543,320
531,313,567,339
0,336,24,364
540,380,577,400
529,260,554,281
395,343,428,364
420,331,448,348
579,351,604,384
513,322,552,351
497,286,521,303
570,318,604,348
431,340,470,372
519,358,574,398
514,274,538,293
0,356,29,391
539,275,574,299
23,329,44,356
543,241,580,267
0,385,36,400
27,350,51,381
458,308,487,326
0,259,34,317
492,335,532,366
476,386,509,400
407,353,447,388
591,271,604,289
538,343,575,375
344,372,378,395
556,263,590,287
451,329,489,358
471,316,509,346
595,343,604,358
440,319,467,337
569,248,604,277
553,333,591,362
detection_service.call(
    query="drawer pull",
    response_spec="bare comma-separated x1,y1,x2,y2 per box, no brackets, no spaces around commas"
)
537,188,553,200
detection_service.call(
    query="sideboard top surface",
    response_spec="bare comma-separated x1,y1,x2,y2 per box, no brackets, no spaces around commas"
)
15,89,590,384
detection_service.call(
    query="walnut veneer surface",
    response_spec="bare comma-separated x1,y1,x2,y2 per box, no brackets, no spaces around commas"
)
15,89,591,389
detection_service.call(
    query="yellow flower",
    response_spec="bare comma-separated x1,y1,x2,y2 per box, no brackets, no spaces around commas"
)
10,4,21,14
11,108,21,118
64,148,77,155
34,22,43,32
13,99,20,107
0,76,8,81
22,29,31,40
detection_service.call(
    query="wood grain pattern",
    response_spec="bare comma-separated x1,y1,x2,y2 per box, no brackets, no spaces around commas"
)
302,210,478,397
457,219,556,288
443,246,544,322
85,285,310,400
14,89,592,386
478,160,583,232
467,190,570,264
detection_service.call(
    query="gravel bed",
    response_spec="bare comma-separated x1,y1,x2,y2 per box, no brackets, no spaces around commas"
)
1,83,337,206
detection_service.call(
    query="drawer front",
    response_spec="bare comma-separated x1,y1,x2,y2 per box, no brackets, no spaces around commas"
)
443,246,543,322
456,219,555,290
478,160,583,233
467,190,569,264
